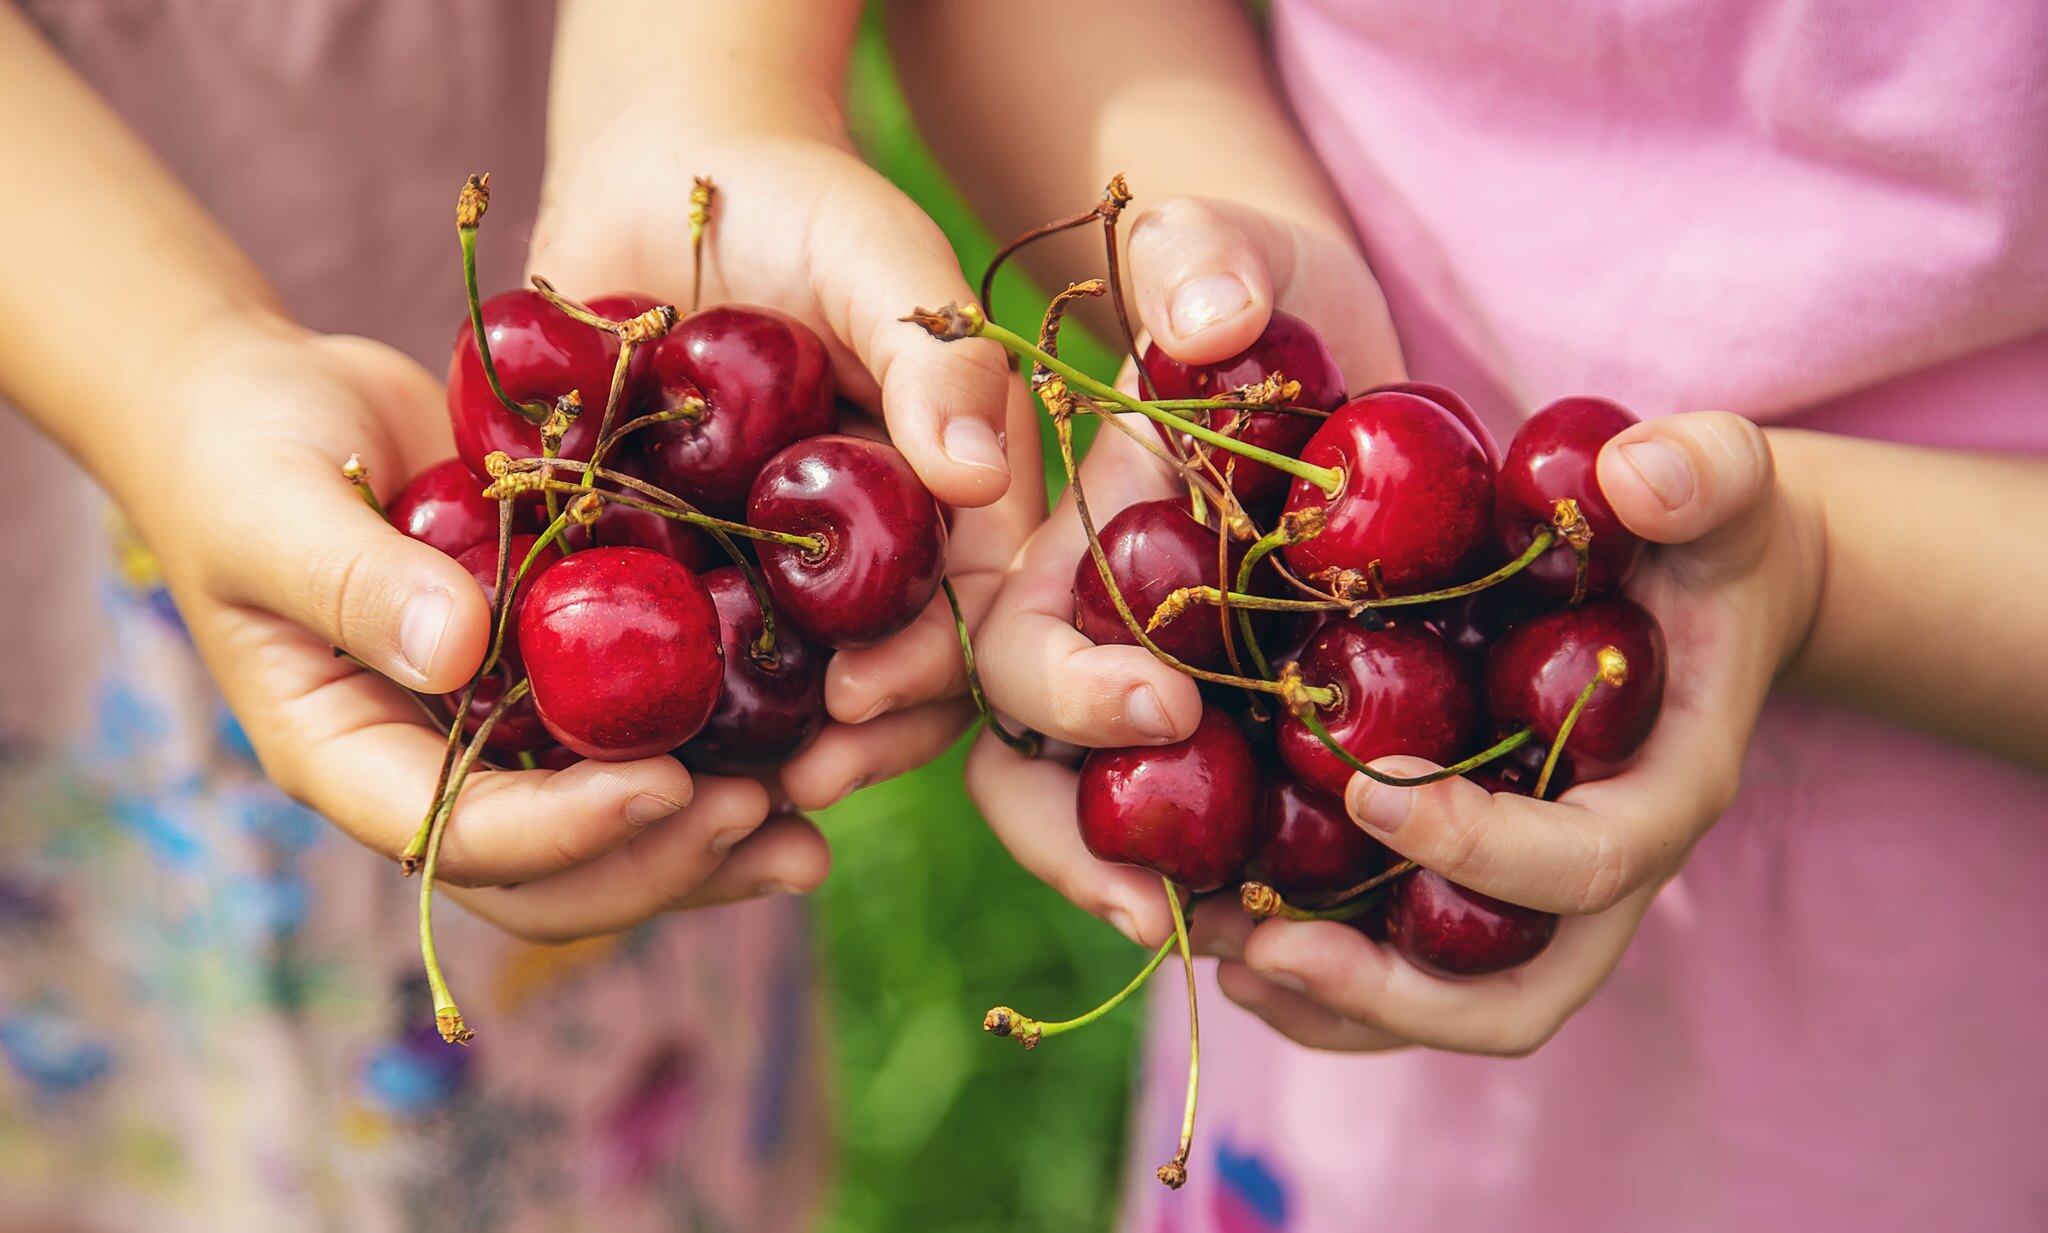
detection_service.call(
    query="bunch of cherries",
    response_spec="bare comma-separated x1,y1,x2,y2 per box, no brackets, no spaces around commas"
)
350,176,947,1045
907,178,1668,1190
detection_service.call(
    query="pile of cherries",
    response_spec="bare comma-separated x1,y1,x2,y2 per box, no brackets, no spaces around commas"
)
359,176,946,1045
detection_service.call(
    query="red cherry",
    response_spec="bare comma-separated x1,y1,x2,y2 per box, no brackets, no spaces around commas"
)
1252,777,1395,900
1280,391,1494,594
1142,310,1348,508
1419,586,1524,667
677,567,828,774
1366,380,1501,470
1072,499,1243,670
562,452,717,569
460,671,552,756
1385,869,1558,977
447,289,619,482
389,458,536,558
452,534,562,674
1493,396,1643,603
748,434,946,651
1484,597,1666,784
638,305,837,516
532,744,583,771
518,547,725,760
1276,617,1477,799
1463,737,1557,796
1077,707,1264,893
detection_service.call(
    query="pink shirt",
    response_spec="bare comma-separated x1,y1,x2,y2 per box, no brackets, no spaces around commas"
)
1129,2,2048,1230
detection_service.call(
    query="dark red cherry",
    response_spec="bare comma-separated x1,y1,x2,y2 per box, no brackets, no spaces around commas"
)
562,452,716,569
1252,778,1395,900
1367,381,1501,470
637,304,837,516
461,671,552,756
1280,391,1494,594
1077,706,1264,893
749,434,946,651
1276,617,1477,799
1072,499,1242,670
1385,870,1558,977
389,458,536,558
1494,396,1643,603
448,289,619,483
532,744,583,771
583,292,664,400
677,567,828,774
1142,310,1348,508
1484,597,1666,784
518,547,724,760
1419,586,1524,667
453,534,562,674
1464,737,1558,796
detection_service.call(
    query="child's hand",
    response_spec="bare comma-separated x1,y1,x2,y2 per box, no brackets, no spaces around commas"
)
141,323,819,942
530,119,1044,810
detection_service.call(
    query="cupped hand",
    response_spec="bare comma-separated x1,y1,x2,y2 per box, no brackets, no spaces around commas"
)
530,121,1045,811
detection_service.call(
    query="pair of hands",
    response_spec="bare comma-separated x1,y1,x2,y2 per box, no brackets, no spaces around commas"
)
964,199,1828,1055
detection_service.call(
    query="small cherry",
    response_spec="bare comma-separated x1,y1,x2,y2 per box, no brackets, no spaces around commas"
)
748,434,947,651
1420,585,1524,667
1252,777,1395,901
447,289,619,482
389,458,536,558
1280,391,1494,594
452,533,562,674
1073,499,1246,670
518,546,725,760
1077,706,1264,893
461,671,552,756
1142,310,1347,508
1385,870,1558,977
1367,380,1501,470
638,304,837,516
678,567,829,774
1493,396,1643,603
1276,617,1478,799
1484,597,1666,784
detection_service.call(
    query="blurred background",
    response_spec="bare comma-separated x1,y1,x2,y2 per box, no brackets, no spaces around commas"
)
812,13,1132,1233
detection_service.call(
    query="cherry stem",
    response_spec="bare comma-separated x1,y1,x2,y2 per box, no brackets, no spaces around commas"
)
1148,397,1330,418
1081,403,1237,516
456,174,549,427
688,176,714,314
1534,646,1627,799
979,205,1108,320
342,454,385,519
1229,523,1300,681
490,470,825,555
481,506,578,677
1158,877,1199,1191
1292,711,1538,788
984,936,1173,1049
943,577,1039,758
1240,877,1396,922
419,675,530,1045
1094,174,1155,402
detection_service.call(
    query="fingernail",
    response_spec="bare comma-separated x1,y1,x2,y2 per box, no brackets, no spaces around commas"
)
1262,968,1306,994
398,590,454,681
1619,440,1695,511
708,826,749,857
1168,274,1251,339
942,418,1009,477
852,695,896,725
1127,685,1176,740
826,775,867,808
757,880,806,897
626,792,686,825
1106,907,1143,946
1347,777,1412,835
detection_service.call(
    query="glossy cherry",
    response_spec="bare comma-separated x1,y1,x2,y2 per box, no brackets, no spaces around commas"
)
453,534,562,674
1385,870,1558,977
1367,380,1501,470
1142,310,1347,508
677,567,829,774
518,547,724,760
1280,391,1494,594
1072,499,1245,670
389,458,535,558
1276,617,1478,799
1484,597,1666,784
1077,706,1264,893
447,289,618,483
1494,396,1643,603
1252,777,1395,900
749,434,946,651
638,304,837,516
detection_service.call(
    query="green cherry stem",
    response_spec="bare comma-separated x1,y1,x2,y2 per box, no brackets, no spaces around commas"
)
1239,878,1392,922
1292,710,1538,788
342,454,385,519
943,577,1040,758
1534,646,1628,799
486,471,825,556
456,174,549,427
688,176,714,314
983,936,1174,1049
1157,877,1199,1191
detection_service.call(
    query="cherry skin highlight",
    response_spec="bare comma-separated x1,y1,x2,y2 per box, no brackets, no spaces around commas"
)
1276,617,1478,800
518,546,725,761
448,289,619,483
1484,596,1666,784
1077,706,1264,893
1385,870,1558,977
390,458,537,558
1253,777,1396,900
453,534,562,675
1280,391,1494,594
1142,309,1347,508
1367,380,1501,470
1072,498,1245,671
638,304,837,516
748,434,947,651
678,567,829,774
1494,396,1643,603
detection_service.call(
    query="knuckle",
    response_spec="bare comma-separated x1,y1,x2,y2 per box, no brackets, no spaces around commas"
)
305,544,373,647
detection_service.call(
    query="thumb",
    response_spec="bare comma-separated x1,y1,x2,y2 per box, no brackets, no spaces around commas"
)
1596,411,1775,549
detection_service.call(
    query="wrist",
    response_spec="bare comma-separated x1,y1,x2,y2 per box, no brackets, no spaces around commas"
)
1758,427,1833,682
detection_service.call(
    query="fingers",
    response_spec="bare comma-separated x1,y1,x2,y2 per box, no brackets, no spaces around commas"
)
1214,962,1410,1052
1597,412,1774,550
779,699,975,812
963,730,1175,947
1125,195,1402,386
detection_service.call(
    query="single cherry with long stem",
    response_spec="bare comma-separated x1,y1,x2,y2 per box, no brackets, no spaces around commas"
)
1494,396,1643,604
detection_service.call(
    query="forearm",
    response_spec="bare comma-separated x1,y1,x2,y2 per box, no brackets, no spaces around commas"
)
1773,428,2048,769
0,5,284,497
